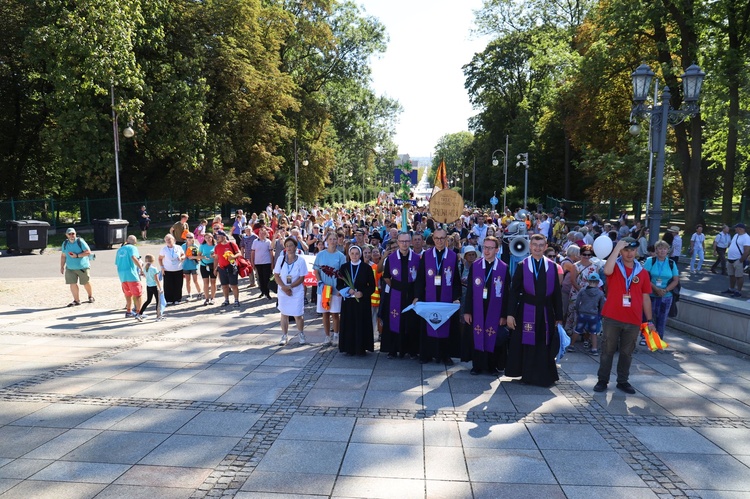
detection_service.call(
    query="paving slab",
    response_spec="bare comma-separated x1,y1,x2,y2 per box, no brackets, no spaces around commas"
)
339,442,424,479
255,439,346,475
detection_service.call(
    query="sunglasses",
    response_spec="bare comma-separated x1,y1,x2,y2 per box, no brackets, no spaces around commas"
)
581,253,593,257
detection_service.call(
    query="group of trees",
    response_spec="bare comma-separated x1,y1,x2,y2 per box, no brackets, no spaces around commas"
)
0,0,401,211
433,0,749,234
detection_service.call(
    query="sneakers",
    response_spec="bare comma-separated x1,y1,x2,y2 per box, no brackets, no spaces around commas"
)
639,339,647,346
616,382,636,394
203,299,209,306
332,333,339,346
590,349,599,356
583,340,590,349
593,381,608,392
233,301,240,308
322,335,332,346
732,291,742,298
566,346,576,353
156,316,165,322
135,314,144,322
721,289,735,294
87,296,95,303
67,300,81,307
125,310,137,318
298,333,307,345
279,334,288,346
209,299,215,305
221,301,230,307
140,314,148,320
194,293,203,300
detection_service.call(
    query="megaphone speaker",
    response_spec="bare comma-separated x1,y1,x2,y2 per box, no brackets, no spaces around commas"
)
510,237,529,257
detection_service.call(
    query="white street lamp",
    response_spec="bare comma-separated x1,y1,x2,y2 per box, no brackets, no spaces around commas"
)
111,85,135,220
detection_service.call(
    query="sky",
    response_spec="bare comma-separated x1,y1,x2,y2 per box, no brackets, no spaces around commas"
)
358,0,491,159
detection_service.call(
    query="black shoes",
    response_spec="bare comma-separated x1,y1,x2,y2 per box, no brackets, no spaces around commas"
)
470,368,481,375
616,382,636,394
593,381,607,392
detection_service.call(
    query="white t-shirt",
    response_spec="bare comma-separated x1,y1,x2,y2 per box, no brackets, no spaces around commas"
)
727,233,750,260
159,245,185,272
690,232,705,249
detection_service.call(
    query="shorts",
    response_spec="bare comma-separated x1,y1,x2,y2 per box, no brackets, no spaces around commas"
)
200,264,215,279
65,268,90,285
316,294,342,314
575,313,602,335
729,259,745,278
183,269,198,275
217,265,239,286
121,281,143,298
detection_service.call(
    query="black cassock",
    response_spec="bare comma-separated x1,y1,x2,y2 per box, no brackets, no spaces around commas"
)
506,258,564,387
337,262,376,355
380,253,419,357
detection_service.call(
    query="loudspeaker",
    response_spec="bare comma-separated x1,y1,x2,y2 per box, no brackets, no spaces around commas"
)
510,237,529,258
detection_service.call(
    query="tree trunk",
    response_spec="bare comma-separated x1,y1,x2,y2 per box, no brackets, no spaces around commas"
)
564,133,571,199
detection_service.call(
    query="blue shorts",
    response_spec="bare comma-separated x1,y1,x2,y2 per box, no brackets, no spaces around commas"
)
575,313,602,335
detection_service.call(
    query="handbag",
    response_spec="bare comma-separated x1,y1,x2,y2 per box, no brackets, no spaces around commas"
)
668,299,678,318
268,276,278,294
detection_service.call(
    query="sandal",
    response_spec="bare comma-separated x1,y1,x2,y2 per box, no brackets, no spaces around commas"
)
67,301,81,307
87,296,95,303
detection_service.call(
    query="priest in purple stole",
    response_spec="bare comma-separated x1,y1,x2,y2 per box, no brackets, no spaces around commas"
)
462,236,510,375
415,228,462,365
381,232,421,359
506,234,564,387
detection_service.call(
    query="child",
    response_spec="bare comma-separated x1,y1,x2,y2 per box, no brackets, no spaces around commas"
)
568,273,606,354
139,255,164,321
182,235,203,300
194,219,207,244
241,226,258,288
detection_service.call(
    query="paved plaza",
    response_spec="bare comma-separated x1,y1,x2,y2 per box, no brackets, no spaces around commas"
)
1,248,750,498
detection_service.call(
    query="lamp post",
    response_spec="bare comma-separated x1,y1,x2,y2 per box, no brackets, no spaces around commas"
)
629,63,705,245
293,139,308,214
111,85,134,220
516,153,529,209
492,135,509,209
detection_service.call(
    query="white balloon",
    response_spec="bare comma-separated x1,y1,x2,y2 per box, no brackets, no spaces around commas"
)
593,235,614,260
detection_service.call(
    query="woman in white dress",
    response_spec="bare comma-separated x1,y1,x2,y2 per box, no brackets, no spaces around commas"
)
274,237,309,346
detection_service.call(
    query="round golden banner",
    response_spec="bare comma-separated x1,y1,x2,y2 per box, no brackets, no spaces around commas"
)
429,189,464,224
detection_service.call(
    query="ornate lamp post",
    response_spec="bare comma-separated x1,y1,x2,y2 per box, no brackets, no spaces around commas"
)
492,135,509,209
629,64,705,244
516,153,529,209
111,85,134,220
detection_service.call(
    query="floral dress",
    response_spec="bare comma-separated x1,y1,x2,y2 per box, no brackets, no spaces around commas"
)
565,261,602,332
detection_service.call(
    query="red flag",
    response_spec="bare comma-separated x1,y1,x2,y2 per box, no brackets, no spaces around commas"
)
432,159,448,195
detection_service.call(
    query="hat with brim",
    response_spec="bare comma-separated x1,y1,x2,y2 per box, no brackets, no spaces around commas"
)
462,245,478,256
620,236,639,248
669,226,680,233
215,230,227,237
65,228,76,235
734,223,746,230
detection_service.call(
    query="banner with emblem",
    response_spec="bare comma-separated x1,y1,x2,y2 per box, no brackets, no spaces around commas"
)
402,302,460,331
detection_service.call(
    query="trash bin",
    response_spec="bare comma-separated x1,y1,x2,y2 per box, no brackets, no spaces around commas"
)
6,220,50,254
92,218,130,249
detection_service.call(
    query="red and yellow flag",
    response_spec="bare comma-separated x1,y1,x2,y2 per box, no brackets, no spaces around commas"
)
431,159,449,196
321,284,333,311
640,323,669,351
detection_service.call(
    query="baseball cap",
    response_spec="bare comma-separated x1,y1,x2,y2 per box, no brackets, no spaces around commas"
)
65,228,76,235
620,236,638,248
215,230,227,237
669,226,680,233
468,233,478,239
462,245,478,256
734,223,746,230
587,273,601,283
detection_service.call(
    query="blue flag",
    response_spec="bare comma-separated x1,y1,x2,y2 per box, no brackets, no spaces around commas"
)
402,302,460,331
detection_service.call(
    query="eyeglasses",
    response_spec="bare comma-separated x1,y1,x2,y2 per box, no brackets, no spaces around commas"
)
433,237,446,241
67,233,76,236
482,246,497,250
186,236,194,239
581,253,593,257
397,240,410,244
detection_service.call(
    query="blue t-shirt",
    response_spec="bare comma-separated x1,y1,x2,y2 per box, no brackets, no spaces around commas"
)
313,249,347,294
115,244,140,283
62,237,91,270
182,243,199,271
144,265,160,287
644,257,679,297
199,242,215,266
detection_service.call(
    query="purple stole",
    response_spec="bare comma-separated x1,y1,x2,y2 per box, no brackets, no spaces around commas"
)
388,249,420,332
424,248,457,339
521,257,557,346
471,258,508,352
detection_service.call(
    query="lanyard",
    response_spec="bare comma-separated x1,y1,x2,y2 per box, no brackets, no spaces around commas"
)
532,257,543,280
435,249,444,274
617,257,640,294
656,258,667,277
286,256,297,274
483,259,494,287
350,262,360,284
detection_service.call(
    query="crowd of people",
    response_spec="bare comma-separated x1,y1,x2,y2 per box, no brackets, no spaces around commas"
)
58,201,750,394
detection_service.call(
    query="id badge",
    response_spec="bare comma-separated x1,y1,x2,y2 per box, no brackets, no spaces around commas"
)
655,278,663,287
434,275,442,287
622,294,631,307
286,275,292,285
385,284,391,293
483,288,489,300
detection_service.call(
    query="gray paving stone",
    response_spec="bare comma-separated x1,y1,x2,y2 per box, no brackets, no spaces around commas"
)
0,459,53,479
423,420,462,447
25,376,102,395
76,406,140,430
425,446,468,481
158,382,233,402
350,418,423,445
313,374,370,390
695,427,750,455
255,439,346,475
656,453,750,491
509,394,579,414
176,411,261,437
452,391,514,412
11,403,106,428
0,479,20,495
561,485,658,499
216,385,285,405
109,408,200,433
421,391,455,411
301,387,365,408
62,430,170,464
22,428,101,460
339,442,423,479
472,482,566,499
691,490,750,499
368,375,421,391
458,421,536,449
93,484,193,499
139,435,240,468
361,389,423,410
110,366,180,382
30,461,130,483
525,423,612,450
331,475,425,498
0,480,106,499
240,471,336,495
114,464,213,488
541,449,647,486
0,426,66,459
464,447,556,483
625,426,727,454
425,479,472,499
277,415,355,442
648,397,738,417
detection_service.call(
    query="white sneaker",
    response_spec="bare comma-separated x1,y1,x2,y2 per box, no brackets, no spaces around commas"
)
140,314,148,320
156,316,165,322
333,333,339,346
298,333,307,345
135,314,144,322
322,335,332,346
279,334,288,346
